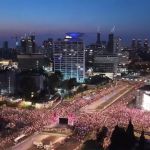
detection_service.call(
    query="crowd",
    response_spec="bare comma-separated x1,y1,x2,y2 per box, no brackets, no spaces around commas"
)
73,81,148,146
0,105,63,149
0,80,149,149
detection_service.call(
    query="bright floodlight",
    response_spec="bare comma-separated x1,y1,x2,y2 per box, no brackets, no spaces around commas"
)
142,93,150,111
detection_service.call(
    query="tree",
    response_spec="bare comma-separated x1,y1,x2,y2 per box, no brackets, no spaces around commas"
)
137,131,146,150
55,70,63,81
67,78,77,90
47,71,63,94
60,79,69,90
82,139,100,150
20,76,37,99
85,75,110,85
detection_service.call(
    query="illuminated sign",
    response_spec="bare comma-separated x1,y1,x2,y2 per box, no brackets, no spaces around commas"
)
66,32,83,39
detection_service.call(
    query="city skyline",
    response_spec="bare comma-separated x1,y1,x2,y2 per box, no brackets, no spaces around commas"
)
0,0,150,46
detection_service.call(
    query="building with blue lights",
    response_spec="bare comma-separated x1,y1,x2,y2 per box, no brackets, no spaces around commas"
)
53,33,85,82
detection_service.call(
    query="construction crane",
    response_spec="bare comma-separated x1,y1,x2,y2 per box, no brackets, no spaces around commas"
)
111,25,115,33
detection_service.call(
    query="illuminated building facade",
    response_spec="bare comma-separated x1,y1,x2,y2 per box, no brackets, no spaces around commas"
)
53,33,85,82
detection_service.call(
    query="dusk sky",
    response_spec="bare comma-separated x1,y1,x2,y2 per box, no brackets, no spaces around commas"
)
0,0,150,46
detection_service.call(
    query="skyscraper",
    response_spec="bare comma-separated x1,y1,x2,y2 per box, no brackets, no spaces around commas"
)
30,35,36,53
107,33,114,53
144,39,149,51
21,37,27,53
53,32,85,82
2,41,9,58
131,39,136,50
3,41,8,49
137,39,142,50
96,32,101,45
42,38,53,60
20,34,36,54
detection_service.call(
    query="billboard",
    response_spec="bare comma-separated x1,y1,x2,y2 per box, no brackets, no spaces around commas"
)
59,118,68,125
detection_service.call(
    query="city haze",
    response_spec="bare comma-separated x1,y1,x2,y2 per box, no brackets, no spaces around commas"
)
0,0,150,46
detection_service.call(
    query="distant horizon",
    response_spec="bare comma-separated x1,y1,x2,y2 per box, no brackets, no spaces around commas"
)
0,0,150,47
0,31,150,48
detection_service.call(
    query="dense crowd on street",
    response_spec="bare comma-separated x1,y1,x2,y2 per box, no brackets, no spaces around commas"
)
0,80,148,149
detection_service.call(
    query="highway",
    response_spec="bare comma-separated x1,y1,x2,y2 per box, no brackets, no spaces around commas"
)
80,84,133,113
